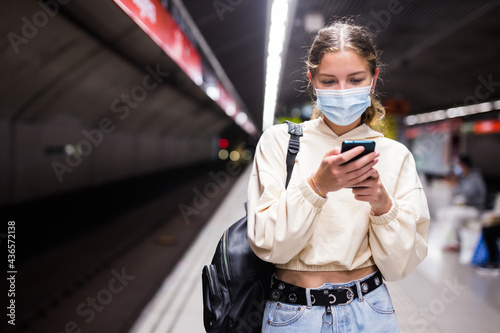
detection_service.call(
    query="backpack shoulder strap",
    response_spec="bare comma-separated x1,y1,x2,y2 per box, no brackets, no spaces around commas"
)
284,121,303,189
242,121,301,212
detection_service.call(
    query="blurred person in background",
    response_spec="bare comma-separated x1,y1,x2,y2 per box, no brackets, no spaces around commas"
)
474,193,500,275
439,154,487,252
474,224,500,276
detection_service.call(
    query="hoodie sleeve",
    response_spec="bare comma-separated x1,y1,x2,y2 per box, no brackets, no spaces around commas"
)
246,126,328,264
368,149,430,281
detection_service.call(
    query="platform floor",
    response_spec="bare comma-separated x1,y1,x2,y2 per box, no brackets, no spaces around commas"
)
1,161,243,333
128,165,500,333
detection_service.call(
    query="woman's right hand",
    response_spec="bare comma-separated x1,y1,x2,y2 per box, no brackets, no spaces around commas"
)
308,146,379,195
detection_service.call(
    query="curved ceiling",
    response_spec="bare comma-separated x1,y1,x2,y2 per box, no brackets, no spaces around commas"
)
1,0,236,140
2,0,500,141
183,0,500,123
276,0,500,119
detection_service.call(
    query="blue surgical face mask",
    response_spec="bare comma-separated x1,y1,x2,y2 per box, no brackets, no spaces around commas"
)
315,79,373,126
453,164,463,176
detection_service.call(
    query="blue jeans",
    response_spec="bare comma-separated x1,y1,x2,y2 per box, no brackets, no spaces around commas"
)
261,271,399,332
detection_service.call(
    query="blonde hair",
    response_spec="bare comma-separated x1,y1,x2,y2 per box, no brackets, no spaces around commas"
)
306,18,386,129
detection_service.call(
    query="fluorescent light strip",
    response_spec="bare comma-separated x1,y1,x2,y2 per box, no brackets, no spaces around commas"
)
404,99,500,126
262,0,290,131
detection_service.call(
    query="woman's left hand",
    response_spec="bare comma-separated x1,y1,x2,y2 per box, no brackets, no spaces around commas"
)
351,169,392,216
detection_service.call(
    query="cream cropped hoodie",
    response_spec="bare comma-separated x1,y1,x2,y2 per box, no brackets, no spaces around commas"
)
247,118,430,281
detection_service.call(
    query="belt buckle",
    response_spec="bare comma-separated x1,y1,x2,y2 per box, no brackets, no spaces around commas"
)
333,286,354,305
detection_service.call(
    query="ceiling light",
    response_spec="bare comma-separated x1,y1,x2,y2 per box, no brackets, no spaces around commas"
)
262,0,291,131
206,86,220,101
475,102,492,113
405,99,500,126
225,103,236,116
304,12,324,33
405,115,418,126
235,112,248,126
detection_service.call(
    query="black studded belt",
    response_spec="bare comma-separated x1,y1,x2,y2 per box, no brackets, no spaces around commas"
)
269,270,384,306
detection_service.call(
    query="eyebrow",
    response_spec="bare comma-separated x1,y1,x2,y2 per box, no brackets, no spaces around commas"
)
318,71,367,77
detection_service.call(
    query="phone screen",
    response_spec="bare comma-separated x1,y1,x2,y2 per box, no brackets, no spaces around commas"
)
341,140,376,163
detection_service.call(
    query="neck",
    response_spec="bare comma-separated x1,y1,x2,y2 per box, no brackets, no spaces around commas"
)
323,116,362,136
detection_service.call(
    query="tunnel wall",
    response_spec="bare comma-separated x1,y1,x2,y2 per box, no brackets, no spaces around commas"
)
0,116,215,205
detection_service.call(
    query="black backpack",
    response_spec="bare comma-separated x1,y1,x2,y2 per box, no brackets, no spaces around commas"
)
202,121,303,332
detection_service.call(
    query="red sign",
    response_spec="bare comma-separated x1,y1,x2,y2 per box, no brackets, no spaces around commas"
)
113,0,202,85
384,98,410,115
113,0,258,137
474,120,500,134
405,127,421,139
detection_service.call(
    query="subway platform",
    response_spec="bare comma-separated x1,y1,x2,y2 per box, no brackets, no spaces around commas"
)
128,165,500,333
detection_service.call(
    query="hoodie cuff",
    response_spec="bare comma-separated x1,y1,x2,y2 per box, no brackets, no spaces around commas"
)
298,178,328,207
370,197,399,225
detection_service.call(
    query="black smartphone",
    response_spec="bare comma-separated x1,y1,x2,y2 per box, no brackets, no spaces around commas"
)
341,140,376,163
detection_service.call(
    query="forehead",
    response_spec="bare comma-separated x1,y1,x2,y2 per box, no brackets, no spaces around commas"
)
317,49,369,76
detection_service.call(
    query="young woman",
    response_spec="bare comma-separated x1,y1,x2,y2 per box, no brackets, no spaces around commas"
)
247,19,430,332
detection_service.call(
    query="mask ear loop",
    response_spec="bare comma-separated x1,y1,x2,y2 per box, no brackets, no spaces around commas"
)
369,77,375,94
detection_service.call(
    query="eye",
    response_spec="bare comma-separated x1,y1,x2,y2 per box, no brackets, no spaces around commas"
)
321,80,336,85
350,78,364,84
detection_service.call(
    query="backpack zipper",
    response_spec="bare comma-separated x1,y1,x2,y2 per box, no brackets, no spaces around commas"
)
205,265,217,295
222,230,231,280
